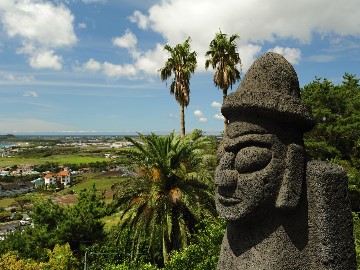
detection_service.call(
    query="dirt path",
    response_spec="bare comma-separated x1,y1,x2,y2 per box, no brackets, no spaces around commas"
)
51,190,114,206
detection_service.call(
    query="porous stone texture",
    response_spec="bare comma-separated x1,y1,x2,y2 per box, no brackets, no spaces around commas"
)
215,52,356,269
222,52,314,132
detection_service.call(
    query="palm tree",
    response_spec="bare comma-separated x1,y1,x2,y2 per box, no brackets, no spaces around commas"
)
159,37,197,137
109,131,216,265
205,31,242,133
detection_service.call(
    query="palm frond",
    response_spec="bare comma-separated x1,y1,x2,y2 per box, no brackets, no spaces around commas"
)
111,132,217,264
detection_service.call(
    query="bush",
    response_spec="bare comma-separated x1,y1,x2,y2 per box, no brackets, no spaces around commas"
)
353,213,360,269
165,218,225,270
103,262,159,270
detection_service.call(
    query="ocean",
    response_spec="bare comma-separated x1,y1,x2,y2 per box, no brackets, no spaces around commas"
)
0,142,13,148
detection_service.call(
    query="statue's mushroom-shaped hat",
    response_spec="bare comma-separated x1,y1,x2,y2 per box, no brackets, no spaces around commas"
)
222,52,315,132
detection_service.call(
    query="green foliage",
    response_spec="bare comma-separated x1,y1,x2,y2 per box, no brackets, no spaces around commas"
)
0,209,11,222
15,147,80,159
58,185,107,252
109,131,217,266
205,31,241,94
353,213,360,268
0,251,39,270
103,262,159,270
0,225,53,262
165,218,225,270
14,197,32,211
41,243,79,270
33,162,60,173
302,74,360,162
0,186,107,262
0,244,79,270
302,73,360,210
159,37,197,108
0,174,40,183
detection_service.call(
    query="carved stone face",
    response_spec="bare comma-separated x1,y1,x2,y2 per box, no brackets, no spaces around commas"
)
215,121,287,221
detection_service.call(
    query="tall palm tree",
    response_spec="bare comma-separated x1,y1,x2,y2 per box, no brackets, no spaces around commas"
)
109,131,216,265
159,37,197,137
205,31,242,133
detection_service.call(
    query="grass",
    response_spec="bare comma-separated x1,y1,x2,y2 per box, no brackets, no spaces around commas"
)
0,172,128,208
102,212,122,229
0,155,108,167
0,197,15,208
0,172,130,230
63,173,127,194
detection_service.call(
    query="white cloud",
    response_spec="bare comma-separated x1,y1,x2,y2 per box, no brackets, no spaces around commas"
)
28,50,63,70
194,110,207,122
199,117,207,123
78,23,87,29
194,110,204,117
2,73,34,82
214,113,225,121
147,0,360,45
23,91,38,97
0,0,77,70
16,41,35,55
103,62,137,78
268,46,301,65
135,43,167,75
129,10,149,30
90,30,166,79
0,1,77,48
125,0,360,75
79,59,137,79
83,58,102,72
237,44,262,71
211,101,222,109
212,101,224,121
113,29,137,49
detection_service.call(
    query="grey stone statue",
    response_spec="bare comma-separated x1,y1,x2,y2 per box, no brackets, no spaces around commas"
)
215,52,356,270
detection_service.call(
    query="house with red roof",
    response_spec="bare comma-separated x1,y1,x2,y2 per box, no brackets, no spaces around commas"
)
57,171,71,186
44,173,56,185
44,171,71,187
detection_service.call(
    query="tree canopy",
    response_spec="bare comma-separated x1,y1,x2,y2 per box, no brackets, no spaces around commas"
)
301,73,360,210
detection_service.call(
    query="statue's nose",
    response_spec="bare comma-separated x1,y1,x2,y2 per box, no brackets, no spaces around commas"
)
215,152,237,188
214,167,238,187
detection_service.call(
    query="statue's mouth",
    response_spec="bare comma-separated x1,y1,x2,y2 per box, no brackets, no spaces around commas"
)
217,193,241,205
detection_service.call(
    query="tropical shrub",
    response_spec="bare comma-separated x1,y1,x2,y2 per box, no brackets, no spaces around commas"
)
109,131,217,266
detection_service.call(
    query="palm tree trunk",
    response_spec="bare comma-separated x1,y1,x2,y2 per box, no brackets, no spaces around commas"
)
162,226,171,263
180,104,185,137
222,88,228,135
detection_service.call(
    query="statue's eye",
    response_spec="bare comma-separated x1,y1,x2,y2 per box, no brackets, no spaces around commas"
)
234,146,272,173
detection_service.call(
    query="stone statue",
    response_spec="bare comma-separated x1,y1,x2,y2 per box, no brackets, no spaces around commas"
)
215,52,356,270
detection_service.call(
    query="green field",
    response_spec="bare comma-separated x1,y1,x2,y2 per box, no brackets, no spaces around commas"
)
0,197,15,208
0,155,108,167
65,173,127,193
0,174,128,208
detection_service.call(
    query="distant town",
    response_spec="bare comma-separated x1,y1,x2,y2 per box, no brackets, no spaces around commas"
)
0,135,134,197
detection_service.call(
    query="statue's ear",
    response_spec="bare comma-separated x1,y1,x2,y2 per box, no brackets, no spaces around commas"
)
276,144,305,210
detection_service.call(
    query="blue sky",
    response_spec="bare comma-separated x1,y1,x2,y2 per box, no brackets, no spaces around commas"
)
0,0,359,135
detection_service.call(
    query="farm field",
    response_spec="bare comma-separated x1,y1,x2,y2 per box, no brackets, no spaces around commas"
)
61,172,127,194
0,155,108,167
0,171,128,208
